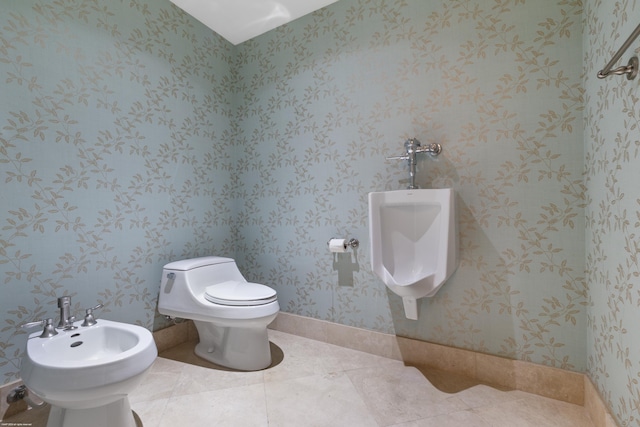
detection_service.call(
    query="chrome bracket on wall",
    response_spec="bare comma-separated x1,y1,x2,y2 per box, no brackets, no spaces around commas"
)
597,22,640,80
386,138,442,189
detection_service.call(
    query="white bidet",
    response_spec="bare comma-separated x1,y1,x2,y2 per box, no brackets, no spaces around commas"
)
20,319,157,427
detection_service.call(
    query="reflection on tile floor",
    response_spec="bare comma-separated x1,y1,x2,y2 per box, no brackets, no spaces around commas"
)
2,330,595,426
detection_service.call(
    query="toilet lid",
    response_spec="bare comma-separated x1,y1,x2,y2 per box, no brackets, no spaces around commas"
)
204,281,277,306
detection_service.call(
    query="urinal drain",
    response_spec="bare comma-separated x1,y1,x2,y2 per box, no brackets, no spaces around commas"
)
70,341,83,348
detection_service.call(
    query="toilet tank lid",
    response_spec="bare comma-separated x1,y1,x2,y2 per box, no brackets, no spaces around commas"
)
163,256,235,271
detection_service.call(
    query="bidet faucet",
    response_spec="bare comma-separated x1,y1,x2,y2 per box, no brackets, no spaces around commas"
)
81,303,104,327
56,296,77,330
21,318,58,338
386,138,442,189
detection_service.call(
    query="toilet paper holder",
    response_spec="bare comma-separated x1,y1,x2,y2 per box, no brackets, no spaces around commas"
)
327,238,359,251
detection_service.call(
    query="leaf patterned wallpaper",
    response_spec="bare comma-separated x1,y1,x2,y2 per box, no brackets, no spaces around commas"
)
0,0,236,382
1,1,636,424
234,0,586,373
584,0,640,425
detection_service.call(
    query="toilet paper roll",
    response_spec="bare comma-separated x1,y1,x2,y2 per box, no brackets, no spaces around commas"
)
328,238,347,253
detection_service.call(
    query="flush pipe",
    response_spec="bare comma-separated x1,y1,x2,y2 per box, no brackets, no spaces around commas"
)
386,138,442,189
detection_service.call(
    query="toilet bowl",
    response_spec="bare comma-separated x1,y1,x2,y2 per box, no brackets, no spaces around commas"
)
158,256,279,371
369,189,458,319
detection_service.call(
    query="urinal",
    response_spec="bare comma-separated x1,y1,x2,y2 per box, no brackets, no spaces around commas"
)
368,189,458,319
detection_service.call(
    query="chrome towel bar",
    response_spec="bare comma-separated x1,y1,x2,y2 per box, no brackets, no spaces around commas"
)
597,22,640,80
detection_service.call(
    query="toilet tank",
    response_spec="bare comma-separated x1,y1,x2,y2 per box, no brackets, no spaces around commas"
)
158,256,246,317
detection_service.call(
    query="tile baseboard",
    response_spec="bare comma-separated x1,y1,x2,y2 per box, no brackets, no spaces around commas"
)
152,319,197,353
272,312,582,402
584,376,619,427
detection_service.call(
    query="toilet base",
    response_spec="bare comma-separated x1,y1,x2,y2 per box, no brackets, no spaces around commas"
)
46,397,138,427
193,319,273,371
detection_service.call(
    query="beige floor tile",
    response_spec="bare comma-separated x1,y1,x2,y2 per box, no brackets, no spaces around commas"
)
265,372,377,427
263,331,344,383
172,361,264,397
149,354,189,374
346,364,468,425
130,398,169,427
158,383,268,427
129,358,185,404
389,409,493,427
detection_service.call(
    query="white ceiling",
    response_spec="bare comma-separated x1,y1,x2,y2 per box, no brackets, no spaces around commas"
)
170,0,340,45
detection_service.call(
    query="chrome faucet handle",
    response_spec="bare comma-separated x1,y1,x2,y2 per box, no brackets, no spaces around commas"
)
21,318,58,338
81,304,103,327
64,316,78,330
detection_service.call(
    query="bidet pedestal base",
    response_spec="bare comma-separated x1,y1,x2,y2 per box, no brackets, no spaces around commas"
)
46,397,138,427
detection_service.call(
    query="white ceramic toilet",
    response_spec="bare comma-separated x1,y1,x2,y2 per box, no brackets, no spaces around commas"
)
158,256,279,371
369,189,458,320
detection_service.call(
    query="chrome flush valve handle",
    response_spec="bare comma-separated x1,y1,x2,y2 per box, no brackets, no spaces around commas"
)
386,138,443,189
416,142,442,155
385,154,409,160
81,304,104,327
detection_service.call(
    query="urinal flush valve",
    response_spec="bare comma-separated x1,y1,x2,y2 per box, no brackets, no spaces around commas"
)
386,138,442,189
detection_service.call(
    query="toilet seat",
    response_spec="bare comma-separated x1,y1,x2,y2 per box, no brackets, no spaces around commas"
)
204,281,277,306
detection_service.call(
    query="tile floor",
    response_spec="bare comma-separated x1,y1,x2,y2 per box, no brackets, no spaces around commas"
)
3,329,595,427
136,330,593,427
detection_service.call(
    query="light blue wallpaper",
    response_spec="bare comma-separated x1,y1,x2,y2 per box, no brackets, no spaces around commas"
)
1,0,591,391
584,0,640,425
234,0,586,372
0,0,235,382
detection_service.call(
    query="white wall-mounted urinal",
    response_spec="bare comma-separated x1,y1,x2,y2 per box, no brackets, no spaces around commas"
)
368,189,458,320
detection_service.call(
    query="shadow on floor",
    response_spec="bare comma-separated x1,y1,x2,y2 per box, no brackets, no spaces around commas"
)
159,340,285,372
411,365,513,394
2,403,49,427
1,405,144,427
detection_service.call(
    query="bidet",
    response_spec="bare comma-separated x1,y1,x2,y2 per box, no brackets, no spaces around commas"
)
20,319,157,427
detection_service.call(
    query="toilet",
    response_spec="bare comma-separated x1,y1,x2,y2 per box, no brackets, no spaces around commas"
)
158,256,279,371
